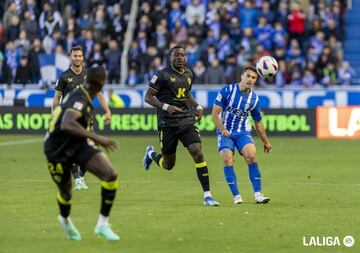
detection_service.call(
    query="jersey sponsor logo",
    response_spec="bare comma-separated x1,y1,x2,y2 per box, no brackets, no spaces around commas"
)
150,75,158,84
73,101,84,111
68,77,73,82
170,77,176,82
176,88,186,98
216,93,222,102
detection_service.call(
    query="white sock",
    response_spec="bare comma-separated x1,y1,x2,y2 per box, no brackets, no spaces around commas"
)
148,150,154,159
59,215,70,225
204,191,212,198
255,192,261,197
96,214,108,228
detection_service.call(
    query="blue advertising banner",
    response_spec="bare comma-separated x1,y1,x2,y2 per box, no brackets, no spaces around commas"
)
1,86,360,108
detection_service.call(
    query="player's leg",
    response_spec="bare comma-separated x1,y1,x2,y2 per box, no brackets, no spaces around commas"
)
181,126,219,206
218,133,242,204
75,144,120,241
47,161,81,240
240,140,270,204
143,127,177,170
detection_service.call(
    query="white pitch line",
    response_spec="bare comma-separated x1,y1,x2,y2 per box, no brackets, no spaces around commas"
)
0,138,43,147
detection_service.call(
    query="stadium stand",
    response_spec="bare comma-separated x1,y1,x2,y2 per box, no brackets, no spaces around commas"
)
0,0,357,87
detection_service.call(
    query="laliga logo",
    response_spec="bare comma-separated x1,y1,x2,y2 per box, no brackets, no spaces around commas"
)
303,235,355,247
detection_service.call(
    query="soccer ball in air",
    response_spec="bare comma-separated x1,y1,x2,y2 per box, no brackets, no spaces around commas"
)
256,56,278,79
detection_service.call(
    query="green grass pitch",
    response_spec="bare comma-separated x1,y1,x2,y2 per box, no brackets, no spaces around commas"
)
0,135,359,253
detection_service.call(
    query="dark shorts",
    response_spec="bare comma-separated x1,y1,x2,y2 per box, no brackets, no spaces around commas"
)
158,124,201,155
46,142,100,184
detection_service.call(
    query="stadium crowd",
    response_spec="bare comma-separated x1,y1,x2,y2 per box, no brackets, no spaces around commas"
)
0,0,355,87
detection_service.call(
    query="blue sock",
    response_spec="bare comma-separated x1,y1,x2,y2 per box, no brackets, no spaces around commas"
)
224,166,240,197
248,163,261,192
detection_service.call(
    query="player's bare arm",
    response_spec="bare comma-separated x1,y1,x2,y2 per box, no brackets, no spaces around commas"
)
254,121,272,154
212,104,230,137
61,109,117,152
52,91,62,113
188,93,204,121
144,87,183,114
97,92,112,126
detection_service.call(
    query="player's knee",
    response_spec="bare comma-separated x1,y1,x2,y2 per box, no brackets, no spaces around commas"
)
223,156,233,166
103,168,117,181
245,154,257,164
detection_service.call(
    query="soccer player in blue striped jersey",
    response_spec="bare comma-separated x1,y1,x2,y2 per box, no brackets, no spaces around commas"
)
211,65,272,204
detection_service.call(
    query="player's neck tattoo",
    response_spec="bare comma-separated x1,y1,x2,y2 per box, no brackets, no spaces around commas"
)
171,65,185,74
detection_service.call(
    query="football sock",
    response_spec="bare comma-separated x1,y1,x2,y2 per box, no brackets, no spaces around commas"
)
150,152,164,169
79,167,87,177
96,214,108,228
100,180,118,216
204,191,212,198
195,161,210,192
224,165,240,197
71,165,80,179
248,162,261,192
57,193,71,218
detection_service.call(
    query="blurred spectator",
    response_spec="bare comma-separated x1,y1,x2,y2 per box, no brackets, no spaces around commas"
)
105,40,121,84
5,41,19,80
126,67,142,87
185,0,206,26
186,36,200,67
169,1,186,31
320,62,337,86
338,61,354,85
39,2,63,36
302,69,316,87
224,54,242,83
240,0,259,29
0,52,12,85
171,20,188,46
15,29,30,55
27,37,42,83
5,15,20,42
275,0,289,29
217,31,233,63
193,60,206,84
204,59,225,84
88,42,105,68
15,55,32,85
21,10,39,40
287,2,305,47
254,16,274,51
2,1,18,29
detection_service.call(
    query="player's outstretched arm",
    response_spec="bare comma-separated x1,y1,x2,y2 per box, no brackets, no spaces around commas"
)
61,109,117,152
97,92,111,126
254,121,272,154
211,104,230,137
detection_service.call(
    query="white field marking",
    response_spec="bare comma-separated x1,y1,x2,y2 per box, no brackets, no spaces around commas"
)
0,138,43,147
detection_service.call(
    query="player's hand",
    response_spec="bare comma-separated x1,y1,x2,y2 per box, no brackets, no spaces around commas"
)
264,143,272,154
195,107,204,121
94,135,118,152
221,129,230,137
104,111,111,126
167,105,184,114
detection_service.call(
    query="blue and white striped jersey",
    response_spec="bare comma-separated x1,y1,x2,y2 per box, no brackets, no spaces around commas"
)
214,83,262,133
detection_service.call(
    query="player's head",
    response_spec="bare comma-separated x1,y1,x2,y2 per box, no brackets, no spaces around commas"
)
86,66,106,95
240,65,258,89
170,45,186,69
69,45,84,68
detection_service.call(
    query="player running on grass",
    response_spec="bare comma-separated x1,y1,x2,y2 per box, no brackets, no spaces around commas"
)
142,45,219,206
211,65,271,204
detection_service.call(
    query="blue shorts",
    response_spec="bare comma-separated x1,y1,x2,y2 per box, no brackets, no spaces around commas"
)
217,132,254,154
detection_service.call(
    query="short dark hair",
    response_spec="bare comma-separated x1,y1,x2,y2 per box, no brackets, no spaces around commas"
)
169,45,185,55
87,66,106,90
242,65,258,75
69,45,84,55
